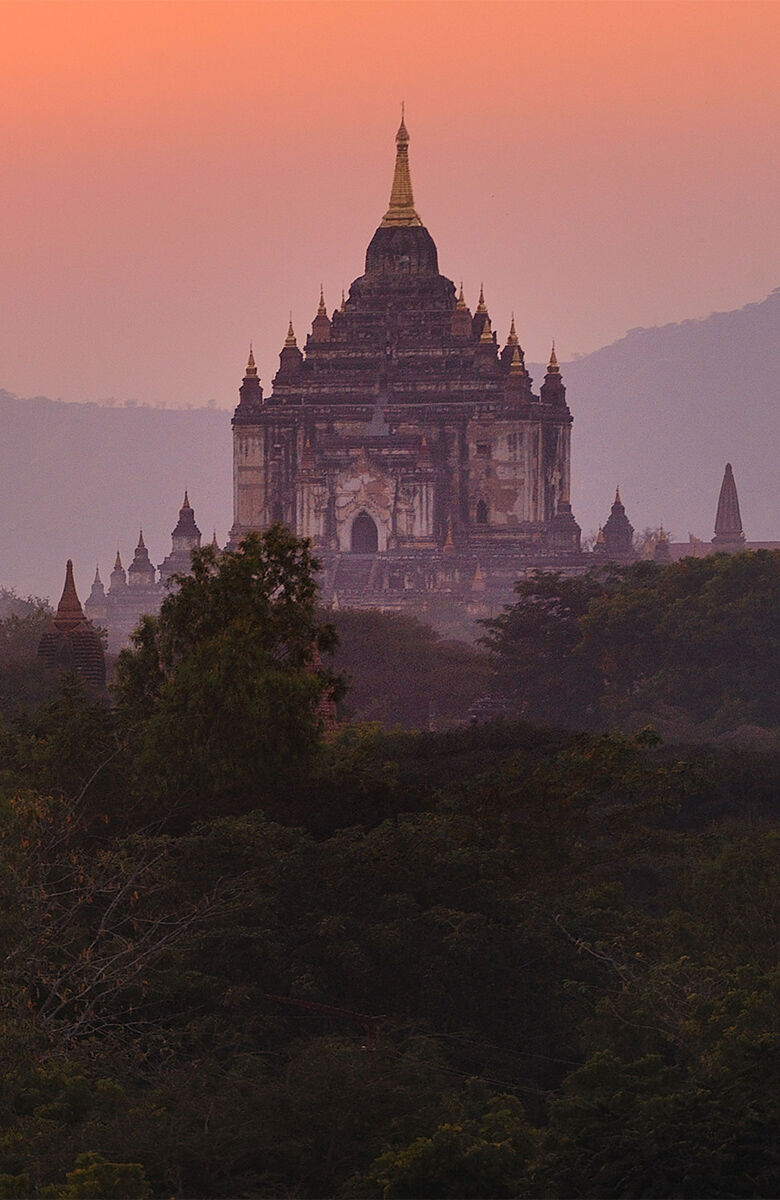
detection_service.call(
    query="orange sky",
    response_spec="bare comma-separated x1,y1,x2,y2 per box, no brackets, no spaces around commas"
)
1,0,779,406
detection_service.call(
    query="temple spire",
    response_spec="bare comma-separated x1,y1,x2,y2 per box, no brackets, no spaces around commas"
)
507,314,518,346
245,344,257,377
380,109,422,228
548,342,560,373
317,286,327,317
713,462,745,549
285,317,297,348
476,284,487,314
56,560,85,625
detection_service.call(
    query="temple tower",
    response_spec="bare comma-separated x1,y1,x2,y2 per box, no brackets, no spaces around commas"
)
712,463,746,552
38,561,106,688
159,491,202,582
601,488,635,560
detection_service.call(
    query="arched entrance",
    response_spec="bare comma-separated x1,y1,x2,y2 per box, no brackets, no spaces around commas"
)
351,511,378,553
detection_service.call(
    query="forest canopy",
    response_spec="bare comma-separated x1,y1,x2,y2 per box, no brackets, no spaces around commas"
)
0,536,777,1198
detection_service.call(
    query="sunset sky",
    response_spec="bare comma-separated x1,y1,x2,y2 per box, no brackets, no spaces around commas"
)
1,0,779,409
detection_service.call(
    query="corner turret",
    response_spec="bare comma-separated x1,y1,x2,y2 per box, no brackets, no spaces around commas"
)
310,287,332,343
540,343,566,405
236,344,263,415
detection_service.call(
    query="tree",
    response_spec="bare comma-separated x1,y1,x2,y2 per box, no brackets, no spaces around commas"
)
0,601,59,720
113,528,342,827
480,570,613,727
483,552,780,734
580,550,780,729
330,610,493,728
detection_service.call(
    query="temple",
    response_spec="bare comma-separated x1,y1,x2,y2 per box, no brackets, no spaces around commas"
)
85,492,204,653
230,115,582,632
39,560,106,687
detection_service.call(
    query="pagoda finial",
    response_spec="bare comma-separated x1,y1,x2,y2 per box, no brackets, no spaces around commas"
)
456,282,467,311
137,529,145,549
507,314,518,346
245,343,257,377
479,317,493,343
93,564,101,584
615,486,621,505
285,317,297,348
317,286,327,317
183,489,190,509
548,341,560,373
381,110,422,228
340,288,346,312
476,284,487,314
509,345,524,375
114,550,122,570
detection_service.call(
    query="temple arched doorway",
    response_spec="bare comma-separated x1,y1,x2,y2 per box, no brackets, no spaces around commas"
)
351,511,378,553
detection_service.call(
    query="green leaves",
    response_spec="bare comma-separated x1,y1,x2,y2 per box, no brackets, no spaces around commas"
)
112,529,342,829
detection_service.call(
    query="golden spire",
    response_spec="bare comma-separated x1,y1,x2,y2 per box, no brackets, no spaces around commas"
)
507,314,518,346
245,343,257,377
340,288,346,312
285,317,297,348
476,284,487,314
456,282,467,311
509,345,524,375
479,317,493,343
615,486,621,505
317,286,327,317
380,107,422,228
547,341,560,373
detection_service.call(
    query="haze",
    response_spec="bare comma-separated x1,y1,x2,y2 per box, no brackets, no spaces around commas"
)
1,0,778,410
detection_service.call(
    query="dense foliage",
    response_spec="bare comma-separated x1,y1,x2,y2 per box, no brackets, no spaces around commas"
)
0,538,777,1197
483,550,780,733
329,609,492,728
0,594,57,720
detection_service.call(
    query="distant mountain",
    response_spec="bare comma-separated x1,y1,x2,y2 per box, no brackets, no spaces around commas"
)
3,289,778,600
0,394,231,602
532,288,780,543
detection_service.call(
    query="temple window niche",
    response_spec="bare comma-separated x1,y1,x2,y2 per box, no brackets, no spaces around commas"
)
351,512,379,553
